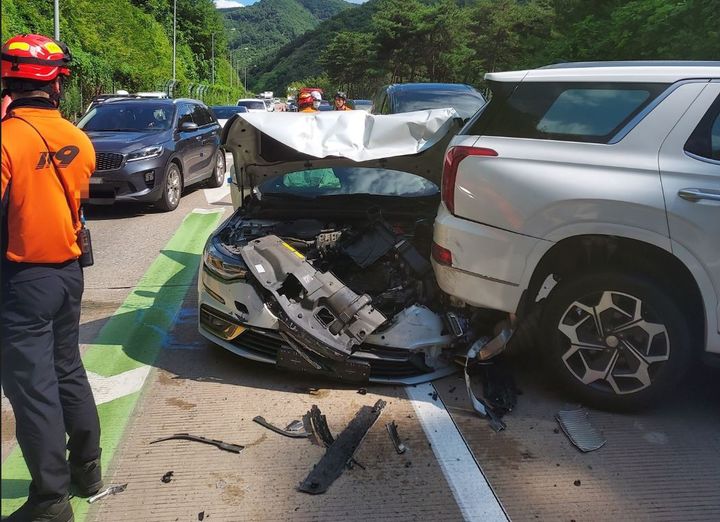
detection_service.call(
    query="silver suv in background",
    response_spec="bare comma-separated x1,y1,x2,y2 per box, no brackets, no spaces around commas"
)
432,62,720,409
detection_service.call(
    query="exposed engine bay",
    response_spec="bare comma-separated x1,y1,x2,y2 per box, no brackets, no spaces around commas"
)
215,210,493,375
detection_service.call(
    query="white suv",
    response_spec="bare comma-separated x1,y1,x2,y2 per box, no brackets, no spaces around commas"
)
432,62,720,409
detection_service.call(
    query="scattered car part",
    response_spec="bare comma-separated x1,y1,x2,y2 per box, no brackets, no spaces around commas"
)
298,400,387,494
285,420,304,432
446,312,464,337
303,405,336,448
87,483,127,504
556,409,607,452
241,235,387,361
386,421,407,454
303,405,365,469
464,338,507,433
253,415,311,438
473,325,512,362
161,471,174,483
149,433,244,454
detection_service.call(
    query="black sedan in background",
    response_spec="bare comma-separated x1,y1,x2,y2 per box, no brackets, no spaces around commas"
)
210,105,249,128
78,98,225,211
371,83,486,120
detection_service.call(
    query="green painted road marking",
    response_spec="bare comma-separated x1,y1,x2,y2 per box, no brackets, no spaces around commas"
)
0,210,222,519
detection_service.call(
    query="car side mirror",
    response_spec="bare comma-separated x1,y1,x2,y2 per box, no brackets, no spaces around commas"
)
180,121,198,132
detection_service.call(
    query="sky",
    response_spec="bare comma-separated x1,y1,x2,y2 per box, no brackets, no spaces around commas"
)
214,0,366,7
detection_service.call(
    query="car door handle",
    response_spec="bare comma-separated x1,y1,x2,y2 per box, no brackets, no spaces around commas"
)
678,188,720,202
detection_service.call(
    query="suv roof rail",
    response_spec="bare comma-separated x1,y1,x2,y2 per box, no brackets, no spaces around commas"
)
540,60,720,69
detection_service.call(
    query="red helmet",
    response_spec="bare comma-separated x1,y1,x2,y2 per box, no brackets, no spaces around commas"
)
1,34,71,82
297,91,314,109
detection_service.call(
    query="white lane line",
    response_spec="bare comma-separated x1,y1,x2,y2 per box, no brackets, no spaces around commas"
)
192,208,226,214
203,184,231,205
203,152,233,205
87,366,152,405
406,383,508,522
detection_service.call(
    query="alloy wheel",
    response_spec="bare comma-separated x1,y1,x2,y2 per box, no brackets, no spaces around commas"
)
166,168,180,207
557,290,670,395
215,152,225,185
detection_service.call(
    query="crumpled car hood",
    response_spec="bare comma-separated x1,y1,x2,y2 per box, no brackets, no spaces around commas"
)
222,109,463,196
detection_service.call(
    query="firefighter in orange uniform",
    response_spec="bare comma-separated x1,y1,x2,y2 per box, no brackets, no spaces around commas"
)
297,90,318,113
1,34,102,522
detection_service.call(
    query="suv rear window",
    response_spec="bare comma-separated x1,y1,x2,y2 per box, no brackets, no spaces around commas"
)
685,94,720,161
466,82,669,144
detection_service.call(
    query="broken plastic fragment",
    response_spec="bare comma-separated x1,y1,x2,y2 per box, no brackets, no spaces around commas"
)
386,421,407,454
556,409,606,452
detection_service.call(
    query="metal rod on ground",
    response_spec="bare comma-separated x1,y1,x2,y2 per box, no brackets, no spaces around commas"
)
54,0,60,40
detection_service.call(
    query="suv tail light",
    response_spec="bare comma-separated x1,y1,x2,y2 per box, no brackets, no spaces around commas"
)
431,242,453,266
442,146,498,214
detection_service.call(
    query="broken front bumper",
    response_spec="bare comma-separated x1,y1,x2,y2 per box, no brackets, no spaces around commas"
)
198,242,457,385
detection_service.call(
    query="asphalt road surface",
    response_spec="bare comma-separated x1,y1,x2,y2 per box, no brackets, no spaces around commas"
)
2,156,719,521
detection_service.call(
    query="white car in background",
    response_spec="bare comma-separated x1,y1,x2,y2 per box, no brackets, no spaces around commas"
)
433,61,720,409
237,98,269,113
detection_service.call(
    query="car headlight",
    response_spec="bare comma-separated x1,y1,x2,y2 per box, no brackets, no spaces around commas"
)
126,145,164,162
203,241,248,281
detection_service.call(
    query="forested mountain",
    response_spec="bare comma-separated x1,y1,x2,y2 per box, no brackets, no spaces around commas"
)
251,0,720,97
1,0,245,118
220,0,352,86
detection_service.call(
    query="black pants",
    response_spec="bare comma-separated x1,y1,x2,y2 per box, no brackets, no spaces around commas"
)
1,260,101,506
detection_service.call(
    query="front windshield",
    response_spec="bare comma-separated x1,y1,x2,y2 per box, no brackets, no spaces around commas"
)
238,100,266,110
78,103,173,131
258,167,438,198
212,106,244,119
395,90,486,119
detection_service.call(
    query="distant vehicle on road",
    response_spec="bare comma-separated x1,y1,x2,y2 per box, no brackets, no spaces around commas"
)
434,61,720,409
352,99,372,112
78,98,225,212
210,105,249,127
135,91,169,98
237,98,268,113
371,83,486,120
317,100,332,111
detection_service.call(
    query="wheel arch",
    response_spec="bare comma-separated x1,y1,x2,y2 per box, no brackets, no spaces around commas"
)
520,234,707,354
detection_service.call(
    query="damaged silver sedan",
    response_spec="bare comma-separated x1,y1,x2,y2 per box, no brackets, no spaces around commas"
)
198,110,505,384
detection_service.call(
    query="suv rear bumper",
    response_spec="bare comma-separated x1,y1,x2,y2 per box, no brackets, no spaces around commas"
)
432,205,545,312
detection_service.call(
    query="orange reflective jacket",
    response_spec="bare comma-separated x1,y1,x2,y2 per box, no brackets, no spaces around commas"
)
1,104,95,263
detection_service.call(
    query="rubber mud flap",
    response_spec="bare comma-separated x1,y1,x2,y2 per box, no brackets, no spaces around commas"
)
298,399,386,494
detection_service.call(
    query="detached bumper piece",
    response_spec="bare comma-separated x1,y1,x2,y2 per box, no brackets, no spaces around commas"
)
464,328,516,432
241,235,387,364
299,400,386,494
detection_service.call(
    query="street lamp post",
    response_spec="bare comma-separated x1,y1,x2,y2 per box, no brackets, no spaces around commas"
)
172,0,177,81
54,0,60,40
211,33,215,84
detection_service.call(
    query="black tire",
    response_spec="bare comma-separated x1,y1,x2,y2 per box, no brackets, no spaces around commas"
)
155,162,182,212
540,271,692,411
205,150,226,188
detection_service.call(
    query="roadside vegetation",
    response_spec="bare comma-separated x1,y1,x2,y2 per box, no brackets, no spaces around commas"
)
1,0,247,119
251,0,720,97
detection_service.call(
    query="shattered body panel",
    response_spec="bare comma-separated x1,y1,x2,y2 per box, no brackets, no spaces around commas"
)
241,235,387,360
